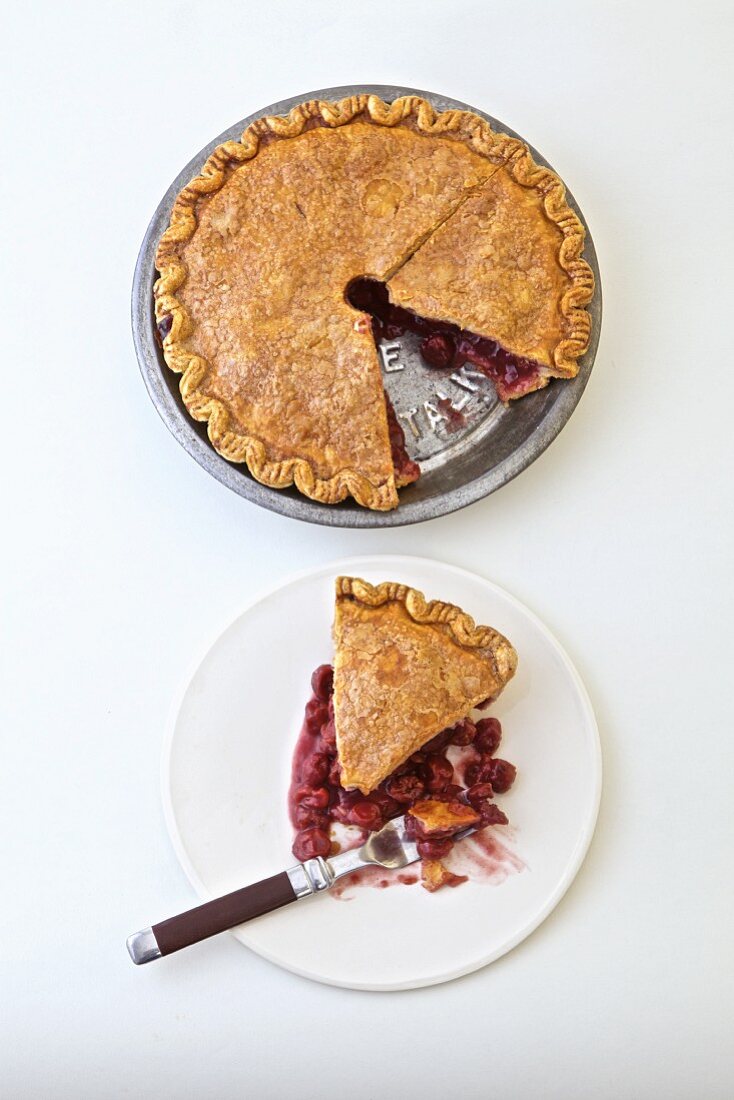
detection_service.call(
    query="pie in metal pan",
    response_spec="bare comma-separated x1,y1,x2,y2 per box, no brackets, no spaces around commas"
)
133,86,602,526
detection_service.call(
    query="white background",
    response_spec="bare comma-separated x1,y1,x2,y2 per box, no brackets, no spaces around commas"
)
2,1,732,1097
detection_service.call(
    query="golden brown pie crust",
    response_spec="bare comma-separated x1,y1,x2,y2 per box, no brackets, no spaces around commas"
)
332,576,517,794
388,163,594,385
408,798,481,837
155,95,594,510
420,858,465,892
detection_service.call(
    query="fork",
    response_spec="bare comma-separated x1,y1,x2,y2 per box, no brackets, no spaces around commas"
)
126,813,476,964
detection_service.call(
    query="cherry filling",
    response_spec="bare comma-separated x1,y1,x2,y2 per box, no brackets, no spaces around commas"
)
385,395,420,487
155,313,173,346
288,664,517,889
347,277,544,403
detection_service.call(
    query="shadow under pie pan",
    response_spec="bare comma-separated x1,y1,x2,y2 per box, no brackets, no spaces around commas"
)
132,84,602,529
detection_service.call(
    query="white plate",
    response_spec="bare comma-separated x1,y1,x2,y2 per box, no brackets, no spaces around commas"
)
162,555,601,990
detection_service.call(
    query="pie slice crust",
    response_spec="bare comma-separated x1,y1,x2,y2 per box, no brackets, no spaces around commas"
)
332,576,518,793
155,94,594,510
387,162,594,396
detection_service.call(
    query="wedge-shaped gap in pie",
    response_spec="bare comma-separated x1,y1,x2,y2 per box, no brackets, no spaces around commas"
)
347,159,592,403
347,274,538,405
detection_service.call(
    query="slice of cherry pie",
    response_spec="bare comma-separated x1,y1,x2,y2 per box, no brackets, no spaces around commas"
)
155,94,594,510
288,577,519,889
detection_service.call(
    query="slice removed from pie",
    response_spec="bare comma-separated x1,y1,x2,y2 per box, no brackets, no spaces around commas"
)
332,576,518,794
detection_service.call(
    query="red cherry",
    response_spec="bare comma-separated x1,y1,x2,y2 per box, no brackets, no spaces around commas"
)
293,804,327,829
420,332,455,369
304,699,329,735
484,758,516,793
449,718,476,746
473,759,495,785
474,717,502,755
301,752,330,786
310,664,334,702
345,800,383,831
385,774,425,804
303,786,330,809
293,784,330,809
371,788,402,820
463,761,481,788
417,837,453,860
292,827,331,861
422,753,454,793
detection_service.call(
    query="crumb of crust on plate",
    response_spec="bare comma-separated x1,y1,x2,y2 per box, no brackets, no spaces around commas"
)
421,859,469,892
408,798,480,838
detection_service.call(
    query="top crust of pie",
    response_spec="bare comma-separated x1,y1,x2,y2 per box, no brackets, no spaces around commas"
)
155,94,594,510
332,576,518,793
388,165,593,375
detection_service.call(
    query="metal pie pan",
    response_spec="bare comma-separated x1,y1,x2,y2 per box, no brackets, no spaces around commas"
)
132,84,602,528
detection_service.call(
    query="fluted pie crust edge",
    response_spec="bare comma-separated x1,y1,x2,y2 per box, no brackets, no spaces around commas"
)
155,94,594,510
335,576,518,681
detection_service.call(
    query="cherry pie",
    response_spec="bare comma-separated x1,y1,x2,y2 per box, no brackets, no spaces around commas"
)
332,576,516,792
288,577,519,889
155,94,594,510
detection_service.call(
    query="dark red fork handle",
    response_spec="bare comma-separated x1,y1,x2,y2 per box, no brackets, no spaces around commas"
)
127,871,297,963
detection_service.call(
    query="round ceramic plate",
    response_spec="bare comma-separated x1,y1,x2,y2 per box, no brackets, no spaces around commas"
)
133,84,602,528
162,555,601,990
